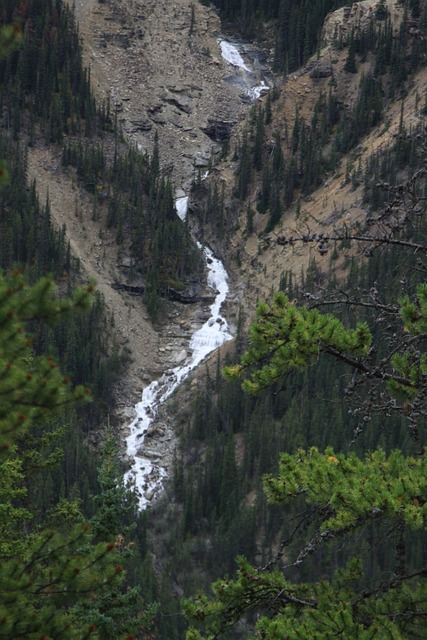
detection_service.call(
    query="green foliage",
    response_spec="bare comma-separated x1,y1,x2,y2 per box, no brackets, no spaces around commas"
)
264,447,427,531
388,284,427,399
225,291,372,394
0,0,201,321
0,1,104,137
213,0,349,72
0,271,92,452
62,142,203,312
0,4,176,636
344,31,357,73
225,282,427,411
186,318,427,638
75,431,157,640
184,160,427,637
214,5,426,234
91,429,137,541
399,283,427,334
0,525,127,640
185,438,427,637
0,457,31,556
0,23,22,59
185,554,423,639
0,272,155,639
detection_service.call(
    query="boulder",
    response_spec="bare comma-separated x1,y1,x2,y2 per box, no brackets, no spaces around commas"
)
130,118,153,131
309,64,333,79
161,90,193,114
174,349,188,364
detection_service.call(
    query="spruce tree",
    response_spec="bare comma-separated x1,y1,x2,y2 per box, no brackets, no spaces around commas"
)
344,30,357,73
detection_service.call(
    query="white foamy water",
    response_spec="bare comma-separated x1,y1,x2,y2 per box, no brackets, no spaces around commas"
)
220,41,251,72
125,38,269,508
125,198,232,508
247,81,269,100
219,40,270,101
175,196,189,221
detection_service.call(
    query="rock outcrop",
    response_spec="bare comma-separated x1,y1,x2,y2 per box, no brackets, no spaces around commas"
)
322,0,400,46
72,0,259,191
201,118,237,141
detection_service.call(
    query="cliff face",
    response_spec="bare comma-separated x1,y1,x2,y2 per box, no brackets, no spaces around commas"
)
23,0,270,471
322,0,403,45
27,0,250,403
199,0,427,308
66,0,426,304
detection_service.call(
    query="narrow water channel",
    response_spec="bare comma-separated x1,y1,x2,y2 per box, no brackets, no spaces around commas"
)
125,39,270,509
125,197,232,508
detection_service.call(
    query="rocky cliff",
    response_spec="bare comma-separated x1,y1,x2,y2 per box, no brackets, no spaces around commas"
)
71,0,262,190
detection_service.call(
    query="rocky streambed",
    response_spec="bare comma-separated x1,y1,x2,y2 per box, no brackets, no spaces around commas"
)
121,37,272,506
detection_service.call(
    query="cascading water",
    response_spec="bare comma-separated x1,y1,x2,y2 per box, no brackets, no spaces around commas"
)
175,196,189,222
219,40,270,101
125,198,232,509
125,38,268,509
220,40,251,72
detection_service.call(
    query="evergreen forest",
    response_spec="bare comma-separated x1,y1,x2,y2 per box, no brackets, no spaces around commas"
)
0,0,199,637
0,0,427,639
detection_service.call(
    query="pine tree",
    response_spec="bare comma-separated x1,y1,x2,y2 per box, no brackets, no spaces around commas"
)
344,30,357,73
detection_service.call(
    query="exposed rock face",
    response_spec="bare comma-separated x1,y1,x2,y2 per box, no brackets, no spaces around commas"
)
201,118,238,141
112,280,215,304
72,0,258,191
129,118,152,132
58,0,427,507
161,89,194,115
56,0,260,486
308,63,333,79
322,0,398,46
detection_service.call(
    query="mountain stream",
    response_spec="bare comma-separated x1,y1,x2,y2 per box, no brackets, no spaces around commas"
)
125,40,269,509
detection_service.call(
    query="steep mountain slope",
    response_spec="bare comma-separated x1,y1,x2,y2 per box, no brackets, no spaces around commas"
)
25,0,423,455
26,144,159,410
232,65,427,306
199,0,427,306
7,0,425,636
20,0,256,444
70,0,256,189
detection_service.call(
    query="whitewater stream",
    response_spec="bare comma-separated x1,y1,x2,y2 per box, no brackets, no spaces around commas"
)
125,41,269,509
220,40,270,100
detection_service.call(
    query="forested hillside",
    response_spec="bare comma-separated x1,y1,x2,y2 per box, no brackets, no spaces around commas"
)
0,0,203,318
151,1,427,638
1,0,427,638
0,1,198,637
209,0,350,71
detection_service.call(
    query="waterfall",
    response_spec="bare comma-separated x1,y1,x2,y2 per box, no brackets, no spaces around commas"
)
125,38,269,509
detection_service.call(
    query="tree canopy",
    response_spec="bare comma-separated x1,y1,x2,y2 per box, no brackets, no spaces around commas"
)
183,139,427,638
0,272,156,639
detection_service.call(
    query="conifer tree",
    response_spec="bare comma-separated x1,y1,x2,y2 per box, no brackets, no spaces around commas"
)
344,30,357,73
0,272,153,639
183,142,427,639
